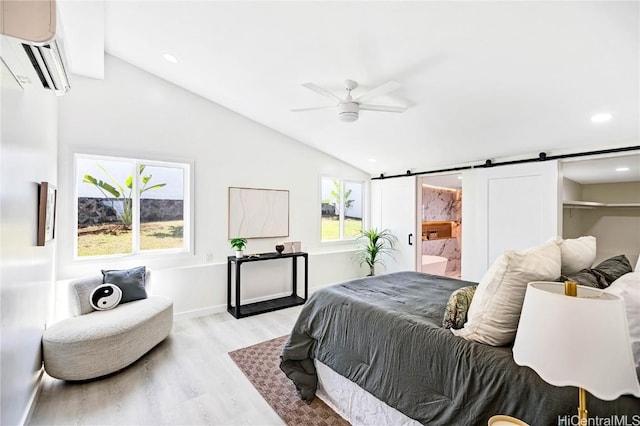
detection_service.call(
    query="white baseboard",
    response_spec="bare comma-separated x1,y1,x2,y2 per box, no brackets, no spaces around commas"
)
173,283,331,321
20,367,44,426
174,305,226,320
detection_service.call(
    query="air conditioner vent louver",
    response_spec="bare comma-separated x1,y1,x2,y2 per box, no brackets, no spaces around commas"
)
20,41,70,94
22,43,50,89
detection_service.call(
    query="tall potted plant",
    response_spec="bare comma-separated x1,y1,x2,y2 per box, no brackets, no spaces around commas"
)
230,238,247,258
355,228,397,276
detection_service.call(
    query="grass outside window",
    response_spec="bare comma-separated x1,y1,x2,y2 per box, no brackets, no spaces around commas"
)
77,220,184,257
322,217,362,241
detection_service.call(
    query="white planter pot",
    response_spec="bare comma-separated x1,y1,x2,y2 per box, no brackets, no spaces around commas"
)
235,250,243,258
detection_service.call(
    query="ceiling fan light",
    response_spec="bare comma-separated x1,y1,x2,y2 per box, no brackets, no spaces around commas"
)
338,101,359,122
339,112,359,122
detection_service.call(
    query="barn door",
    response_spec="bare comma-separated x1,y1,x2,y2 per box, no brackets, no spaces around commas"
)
371,176,418,274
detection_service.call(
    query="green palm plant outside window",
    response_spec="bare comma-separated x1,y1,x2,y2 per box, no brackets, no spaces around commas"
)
83,163,166,229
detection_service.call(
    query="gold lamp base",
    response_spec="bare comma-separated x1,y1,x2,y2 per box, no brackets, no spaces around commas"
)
565,281,588,424
578,387,588,423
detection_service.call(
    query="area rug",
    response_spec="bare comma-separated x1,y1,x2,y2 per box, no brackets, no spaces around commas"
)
229,335,349,426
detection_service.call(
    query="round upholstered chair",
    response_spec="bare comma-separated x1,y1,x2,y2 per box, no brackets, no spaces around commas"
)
42,269,173,381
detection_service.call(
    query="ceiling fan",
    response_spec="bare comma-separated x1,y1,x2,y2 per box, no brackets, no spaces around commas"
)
291,79,407,122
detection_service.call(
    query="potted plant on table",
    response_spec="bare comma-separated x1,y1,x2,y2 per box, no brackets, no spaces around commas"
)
230,238,248,258
355,228,397,276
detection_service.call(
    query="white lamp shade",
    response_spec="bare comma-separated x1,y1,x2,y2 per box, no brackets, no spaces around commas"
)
513,282,640,400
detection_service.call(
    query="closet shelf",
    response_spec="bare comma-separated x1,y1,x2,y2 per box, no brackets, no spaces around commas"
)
563,200,640,208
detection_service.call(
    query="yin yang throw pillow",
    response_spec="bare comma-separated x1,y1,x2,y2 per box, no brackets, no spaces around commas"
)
90,284,123,311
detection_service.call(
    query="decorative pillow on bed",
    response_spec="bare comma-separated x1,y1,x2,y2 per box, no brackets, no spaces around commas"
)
451,240,561,346
605,271,640,368
89,284,123,311
443,286,477,329
558,254,633,289
559,236,596,275
101,266,147,304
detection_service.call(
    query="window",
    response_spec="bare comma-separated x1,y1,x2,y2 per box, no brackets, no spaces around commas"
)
321,178,363,241
76,154,191,258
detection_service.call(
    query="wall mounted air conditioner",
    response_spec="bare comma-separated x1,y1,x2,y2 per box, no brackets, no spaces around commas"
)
0,0,71,95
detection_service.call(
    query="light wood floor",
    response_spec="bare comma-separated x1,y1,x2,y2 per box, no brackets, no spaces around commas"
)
29,306,304,426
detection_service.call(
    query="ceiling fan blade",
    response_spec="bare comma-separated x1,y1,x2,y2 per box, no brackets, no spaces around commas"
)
291,105,336,112
359,104,407,113
302,82,343,102
354,81,400,103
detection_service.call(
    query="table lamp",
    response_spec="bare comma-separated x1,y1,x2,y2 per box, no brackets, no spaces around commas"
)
513,281,640,423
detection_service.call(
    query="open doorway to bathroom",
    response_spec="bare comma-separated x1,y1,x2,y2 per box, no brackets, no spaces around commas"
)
417,174,462,278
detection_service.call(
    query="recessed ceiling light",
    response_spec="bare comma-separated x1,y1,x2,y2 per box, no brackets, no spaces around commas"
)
368,158,377,163
163,53,178,64
616,167,629,172
457,176,463,180
591,113,612,123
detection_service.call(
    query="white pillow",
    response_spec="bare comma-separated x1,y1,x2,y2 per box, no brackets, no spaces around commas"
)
559,236,596,275
605,271,640,369
452,240,561,346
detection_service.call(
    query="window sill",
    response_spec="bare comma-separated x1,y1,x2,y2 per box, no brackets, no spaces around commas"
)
73,248,192,262
320,238,358,245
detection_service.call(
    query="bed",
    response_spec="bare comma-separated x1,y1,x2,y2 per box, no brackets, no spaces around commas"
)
280,271,640,425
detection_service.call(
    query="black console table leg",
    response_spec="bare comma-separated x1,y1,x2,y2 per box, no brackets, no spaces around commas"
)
235,262,241,318
227,260,232,311
304,254,308,301
292,256,298,297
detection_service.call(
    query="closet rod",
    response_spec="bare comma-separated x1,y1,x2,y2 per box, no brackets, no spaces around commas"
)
371,145,640,180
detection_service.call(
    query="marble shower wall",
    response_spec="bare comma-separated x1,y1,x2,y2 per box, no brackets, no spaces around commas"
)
421,185,462,276
422,186,461,222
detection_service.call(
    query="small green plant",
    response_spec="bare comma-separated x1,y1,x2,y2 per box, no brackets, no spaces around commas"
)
230,238,248,251
355,228,397,276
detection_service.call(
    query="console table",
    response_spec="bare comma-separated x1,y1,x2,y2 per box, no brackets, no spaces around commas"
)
227,251,308,319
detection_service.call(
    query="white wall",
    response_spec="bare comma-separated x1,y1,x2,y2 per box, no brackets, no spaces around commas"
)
56,55,370,318
583,181,640,204
0,59,58,424
562,177,583,202
561,178,584,238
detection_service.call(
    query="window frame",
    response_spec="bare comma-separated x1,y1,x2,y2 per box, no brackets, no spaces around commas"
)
73,153,194,260
320,176,365,243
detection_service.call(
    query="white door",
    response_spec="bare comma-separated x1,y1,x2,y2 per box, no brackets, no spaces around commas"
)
462,160,561,281
371,176,418,273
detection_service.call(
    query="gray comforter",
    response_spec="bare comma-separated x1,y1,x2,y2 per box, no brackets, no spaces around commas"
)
280,271,640,425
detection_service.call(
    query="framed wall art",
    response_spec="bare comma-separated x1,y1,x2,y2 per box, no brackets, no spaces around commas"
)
37,182,57,246
228,187,289,239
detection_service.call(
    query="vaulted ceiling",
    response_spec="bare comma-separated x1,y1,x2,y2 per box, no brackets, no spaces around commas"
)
61,1,639,177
